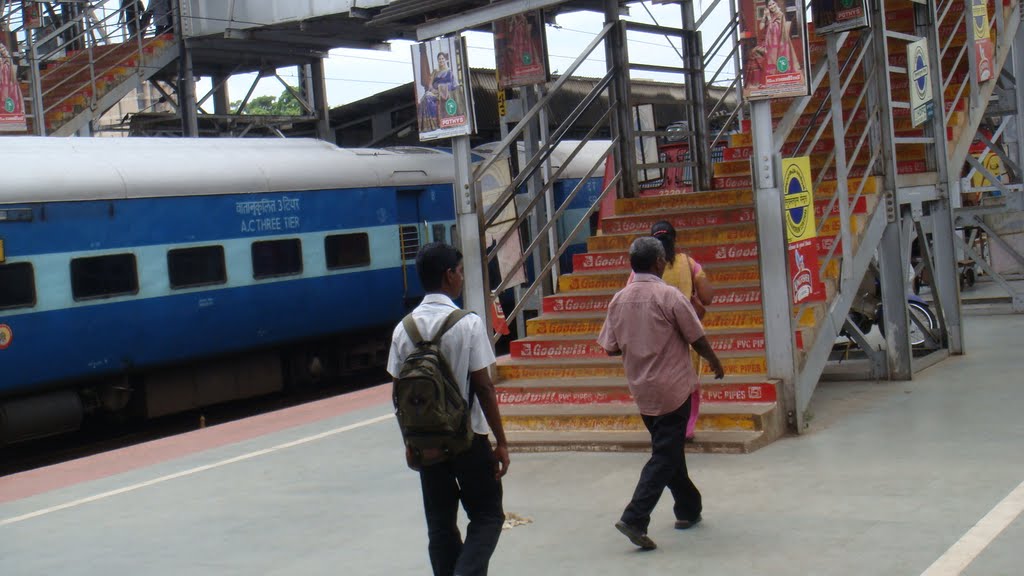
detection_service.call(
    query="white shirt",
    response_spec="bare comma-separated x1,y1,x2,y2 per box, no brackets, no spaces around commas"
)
387,293,496,435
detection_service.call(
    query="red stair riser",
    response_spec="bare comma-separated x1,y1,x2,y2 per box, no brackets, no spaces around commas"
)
701,383,776,403
495,382,777,405
542,286,762,316
497,388,634,406
572,244,756,272
509,332,773,360
543,293,611,313
510,340,608,359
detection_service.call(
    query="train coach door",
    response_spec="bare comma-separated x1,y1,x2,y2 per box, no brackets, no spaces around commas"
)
396,190,425,307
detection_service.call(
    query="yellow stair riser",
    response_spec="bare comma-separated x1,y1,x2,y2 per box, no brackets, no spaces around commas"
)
588,225,757,251
616,189,753,213
503,413,761,432
497,356,768,381
713,147,926,178
613,176,880,216
588,213,860,252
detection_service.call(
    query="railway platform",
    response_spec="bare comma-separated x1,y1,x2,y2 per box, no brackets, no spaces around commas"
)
1,310,1022,576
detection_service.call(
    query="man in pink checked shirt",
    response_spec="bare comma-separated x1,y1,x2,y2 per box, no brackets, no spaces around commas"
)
598,237,725,551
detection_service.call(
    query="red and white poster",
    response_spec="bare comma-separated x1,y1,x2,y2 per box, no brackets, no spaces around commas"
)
493,10,549,89
0,32,26,132
788,238,827,305
739,0,811,101
973,0,994,82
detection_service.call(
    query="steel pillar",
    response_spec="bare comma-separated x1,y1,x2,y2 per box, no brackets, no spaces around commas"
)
212,75,231,116
921,0,963,353
174,0,198,137
453,135,489,324
522,87,554,297
681,0,711,191
605,1,636,197
750,100,798,427
310,58,335,143
870,0,913,378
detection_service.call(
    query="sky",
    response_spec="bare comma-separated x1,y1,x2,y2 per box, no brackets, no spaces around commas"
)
193,1,736,112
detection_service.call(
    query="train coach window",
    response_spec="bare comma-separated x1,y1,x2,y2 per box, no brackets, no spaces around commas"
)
325,233,370,270
400,225,420,260
432,224,446,243
450,225,460,250
252,239,303,279
168,246,227,289
71,254,139,301
0,262,36,310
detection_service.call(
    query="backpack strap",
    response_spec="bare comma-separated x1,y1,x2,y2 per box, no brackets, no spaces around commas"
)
431,309,471,345
401,313,425,346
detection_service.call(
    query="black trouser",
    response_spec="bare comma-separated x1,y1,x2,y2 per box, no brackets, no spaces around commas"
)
419,434,504,576
620,398,702,532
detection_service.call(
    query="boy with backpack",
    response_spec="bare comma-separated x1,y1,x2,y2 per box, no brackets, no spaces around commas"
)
388,242,510,576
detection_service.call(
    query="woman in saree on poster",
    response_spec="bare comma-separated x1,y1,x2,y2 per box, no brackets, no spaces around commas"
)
0,37,26,130
741,0,808,100
418,50,456,133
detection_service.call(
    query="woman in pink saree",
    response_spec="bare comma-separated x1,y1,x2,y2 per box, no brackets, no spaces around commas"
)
758,0,801,75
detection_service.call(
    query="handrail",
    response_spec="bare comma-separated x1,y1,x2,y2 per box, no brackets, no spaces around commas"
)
485,106,616,267
483,67,615,226
13,0,178,135
472,22,613,181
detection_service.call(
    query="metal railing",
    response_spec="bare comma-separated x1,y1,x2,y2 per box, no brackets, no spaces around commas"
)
473,22,623,343
9,0,177,135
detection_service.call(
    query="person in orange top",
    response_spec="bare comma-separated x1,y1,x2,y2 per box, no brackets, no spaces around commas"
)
628,221,714,441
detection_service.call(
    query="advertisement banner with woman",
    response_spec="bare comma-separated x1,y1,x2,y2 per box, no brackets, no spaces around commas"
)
493,10,549,89
739,0,810,101
0,29,26,132
412,36,476,142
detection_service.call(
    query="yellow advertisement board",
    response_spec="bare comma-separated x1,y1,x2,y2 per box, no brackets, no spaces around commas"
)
782,156,816,242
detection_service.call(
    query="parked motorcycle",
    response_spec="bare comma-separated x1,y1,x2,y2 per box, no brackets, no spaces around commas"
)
844,262,940,348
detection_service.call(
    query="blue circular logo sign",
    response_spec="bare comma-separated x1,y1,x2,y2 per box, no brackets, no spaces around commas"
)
914,50,928,96
784,163,812,240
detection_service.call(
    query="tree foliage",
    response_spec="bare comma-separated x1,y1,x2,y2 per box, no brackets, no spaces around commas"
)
230,87,304,116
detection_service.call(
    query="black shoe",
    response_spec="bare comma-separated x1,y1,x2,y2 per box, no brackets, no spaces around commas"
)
674,515,702,530
615,520,657,550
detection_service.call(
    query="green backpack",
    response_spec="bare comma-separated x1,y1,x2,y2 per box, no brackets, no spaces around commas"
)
393,309,474,467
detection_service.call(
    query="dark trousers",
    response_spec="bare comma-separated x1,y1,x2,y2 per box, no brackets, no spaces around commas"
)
620,398,702,532
419,434,504,576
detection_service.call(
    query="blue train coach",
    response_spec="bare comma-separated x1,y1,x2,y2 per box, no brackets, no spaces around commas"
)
0,137,463,444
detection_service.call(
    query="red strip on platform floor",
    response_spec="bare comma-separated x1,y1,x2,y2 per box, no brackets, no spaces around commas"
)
0,384,392,504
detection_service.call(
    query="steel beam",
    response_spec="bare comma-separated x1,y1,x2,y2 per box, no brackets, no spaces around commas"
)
416,0,569,41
